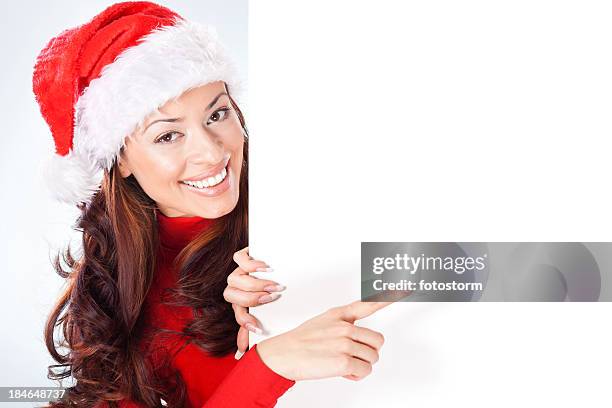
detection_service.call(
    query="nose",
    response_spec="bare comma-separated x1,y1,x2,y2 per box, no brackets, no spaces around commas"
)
184,124,225,165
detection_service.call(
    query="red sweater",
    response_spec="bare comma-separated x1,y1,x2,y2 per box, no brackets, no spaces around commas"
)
96,210,295,407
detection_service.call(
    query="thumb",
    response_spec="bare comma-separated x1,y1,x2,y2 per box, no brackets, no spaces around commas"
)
236,326,249,357
338,300,394,323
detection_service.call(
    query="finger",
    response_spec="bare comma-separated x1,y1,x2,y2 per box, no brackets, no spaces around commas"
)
224,286,281,307
235,246,251,259
227,273,286,293
232,304,264,334
339,356,372,380
338,323,385,351
343,374,360,381
233,247,272,273
338,300,394,323
236,326,249,354
337,338,379,365
363,290,412,302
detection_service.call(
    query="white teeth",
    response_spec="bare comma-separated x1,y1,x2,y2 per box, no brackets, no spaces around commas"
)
182,166,227,189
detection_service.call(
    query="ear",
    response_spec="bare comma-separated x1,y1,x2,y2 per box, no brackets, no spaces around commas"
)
117,154,132,178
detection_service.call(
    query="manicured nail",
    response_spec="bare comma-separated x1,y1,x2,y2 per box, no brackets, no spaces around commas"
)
245,323,263,335
255,267,274,272
235,349,244,360
263,284,286,292
258,292,281,304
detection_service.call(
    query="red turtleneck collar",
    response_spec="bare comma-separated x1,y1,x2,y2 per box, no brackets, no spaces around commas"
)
156,209,216,251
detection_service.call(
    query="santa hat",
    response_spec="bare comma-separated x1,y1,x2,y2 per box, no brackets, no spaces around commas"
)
32,1,244,207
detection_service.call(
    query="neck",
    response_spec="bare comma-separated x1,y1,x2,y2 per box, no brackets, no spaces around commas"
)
156,208,216,251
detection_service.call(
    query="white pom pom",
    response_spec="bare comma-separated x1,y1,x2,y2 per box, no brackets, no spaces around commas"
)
40,150,103,207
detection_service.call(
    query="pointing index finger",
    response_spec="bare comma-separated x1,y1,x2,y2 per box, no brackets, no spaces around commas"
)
340,300,394,323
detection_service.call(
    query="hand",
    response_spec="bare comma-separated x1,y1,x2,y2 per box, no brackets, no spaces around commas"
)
224,246,286,357
256,300,392,382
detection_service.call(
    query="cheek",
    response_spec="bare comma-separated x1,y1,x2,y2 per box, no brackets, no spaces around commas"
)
131,148,183,193
226,122,245,152
228,133,244,173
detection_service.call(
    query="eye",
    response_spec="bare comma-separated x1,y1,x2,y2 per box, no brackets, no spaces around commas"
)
207,107,231,125
155,131,182,144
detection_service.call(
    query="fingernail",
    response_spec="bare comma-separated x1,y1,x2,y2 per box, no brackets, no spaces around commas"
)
235,349,244,360
258,292,281,304
255,267,274,272
245,323,263,335
263,284,286,292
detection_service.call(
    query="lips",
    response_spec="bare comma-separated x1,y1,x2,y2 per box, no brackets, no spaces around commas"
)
180,160,232,197
181,157,230,182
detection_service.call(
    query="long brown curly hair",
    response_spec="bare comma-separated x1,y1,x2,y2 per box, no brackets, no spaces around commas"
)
43,93,249,408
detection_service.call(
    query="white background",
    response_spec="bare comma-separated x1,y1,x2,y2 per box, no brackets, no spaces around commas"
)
2,1,611,407
248,1,612,407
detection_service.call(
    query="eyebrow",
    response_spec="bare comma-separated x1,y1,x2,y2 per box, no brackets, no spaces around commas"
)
206,92,228,110
143,92,229,133
144,117,182,132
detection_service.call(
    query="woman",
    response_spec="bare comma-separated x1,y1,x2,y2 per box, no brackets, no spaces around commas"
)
33,2,390,407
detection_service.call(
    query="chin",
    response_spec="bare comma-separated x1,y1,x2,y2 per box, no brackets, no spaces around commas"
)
196,198,239,219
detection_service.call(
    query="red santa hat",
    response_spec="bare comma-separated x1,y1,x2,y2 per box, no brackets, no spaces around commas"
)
32,1,244,207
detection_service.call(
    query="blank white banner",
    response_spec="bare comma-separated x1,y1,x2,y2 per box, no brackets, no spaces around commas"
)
248,1,612,407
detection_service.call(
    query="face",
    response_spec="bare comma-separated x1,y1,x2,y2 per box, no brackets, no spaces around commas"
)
117,81,244,218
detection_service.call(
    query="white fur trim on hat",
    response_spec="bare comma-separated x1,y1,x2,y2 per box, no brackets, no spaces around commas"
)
48,17,245,207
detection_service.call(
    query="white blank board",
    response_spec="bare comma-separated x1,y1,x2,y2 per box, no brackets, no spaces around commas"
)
248,1,612,407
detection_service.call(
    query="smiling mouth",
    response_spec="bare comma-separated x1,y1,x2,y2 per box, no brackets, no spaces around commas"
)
179,161,229,189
